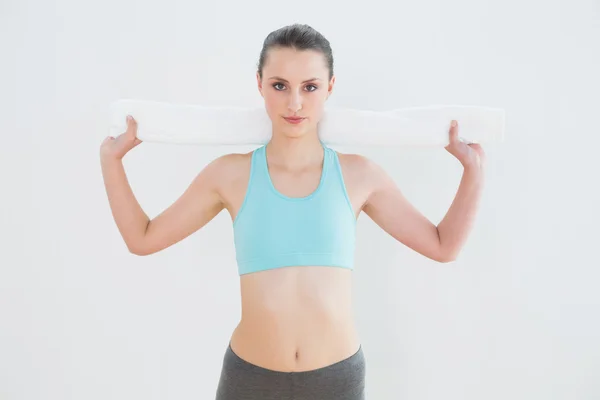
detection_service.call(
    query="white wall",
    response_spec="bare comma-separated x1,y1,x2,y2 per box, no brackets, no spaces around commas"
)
2,0,599,399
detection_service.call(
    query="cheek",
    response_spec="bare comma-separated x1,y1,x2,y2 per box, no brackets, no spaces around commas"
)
261,90,325,117
263,98,280,120
311,96,326,113
263,98,286,124
262,92,280,110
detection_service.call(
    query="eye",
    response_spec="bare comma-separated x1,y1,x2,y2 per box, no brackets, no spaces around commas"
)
272,83,319,92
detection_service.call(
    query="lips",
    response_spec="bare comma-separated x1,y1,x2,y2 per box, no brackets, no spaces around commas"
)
284,117,304,121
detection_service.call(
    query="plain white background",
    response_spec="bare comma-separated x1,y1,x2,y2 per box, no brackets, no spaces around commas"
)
2,0,599,399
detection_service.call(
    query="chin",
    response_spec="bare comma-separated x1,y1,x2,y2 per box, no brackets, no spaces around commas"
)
281,128,308,139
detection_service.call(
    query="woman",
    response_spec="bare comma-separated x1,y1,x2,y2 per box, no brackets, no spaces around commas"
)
100,24,485,400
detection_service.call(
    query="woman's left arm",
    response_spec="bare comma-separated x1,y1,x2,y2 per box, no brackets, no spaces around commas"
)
362,120,486,263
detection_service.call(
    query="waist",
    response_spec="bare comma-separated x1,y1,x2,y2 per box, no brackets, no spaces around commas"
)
230,265,360,372
237,253,354,275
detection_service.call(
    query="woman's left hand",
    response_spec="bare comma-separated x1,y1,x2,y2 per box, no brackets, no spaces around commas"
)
445,120,486,170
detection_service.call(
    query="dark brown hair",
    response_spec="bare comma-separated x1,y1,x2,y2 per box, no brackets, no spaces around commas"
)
257,24,334,81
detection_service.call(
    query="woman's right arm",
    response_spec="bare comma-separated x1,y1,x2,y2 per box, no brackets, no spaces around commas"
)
100,116,225,256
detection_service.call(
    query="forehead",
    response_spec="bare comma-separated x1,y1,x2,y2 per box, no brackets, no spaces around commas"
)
263,47,328,80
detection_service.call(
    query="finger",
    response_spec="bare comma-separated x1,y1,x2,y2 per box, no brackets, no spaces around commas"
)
126,115,137,137
449,120,459,143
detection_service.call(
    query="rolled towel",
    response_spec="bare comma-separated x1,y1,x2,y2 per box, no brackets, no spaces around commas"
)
109,99,505,146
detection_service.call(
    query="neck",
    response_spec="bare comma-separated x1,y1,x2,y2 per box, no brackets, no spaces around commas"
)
266,129,324,170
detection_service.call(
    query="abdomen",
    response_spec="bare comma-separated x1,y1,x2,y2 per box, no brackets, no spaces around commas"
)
229,265,361,372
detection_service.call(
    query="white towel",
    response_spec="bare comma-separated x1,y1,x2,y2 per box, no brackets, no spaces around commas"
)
108,99,505,146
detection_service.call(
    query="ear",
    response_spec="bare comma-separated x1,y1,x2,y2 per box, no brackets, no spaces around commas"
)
256,72,264,98
327,75,335,100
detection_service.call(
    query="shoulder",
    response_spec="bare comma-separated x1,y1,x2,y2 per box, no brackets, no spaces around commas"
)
209,150,253,173
203,150,253,180
335,151,386,188
200,150,254,198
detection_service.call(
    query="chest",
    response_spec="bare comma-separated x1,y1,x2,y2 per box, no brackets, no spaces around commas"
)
221,151,371,223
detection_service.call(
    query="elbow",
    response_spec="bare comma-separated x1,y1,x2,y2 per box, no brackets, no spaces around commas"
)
127,241,151,256
437,254,457,263
437,253,458,264
126,223,153,256
128,246,147,256
423,250,456,263
435,248,458,263
434,230,458,263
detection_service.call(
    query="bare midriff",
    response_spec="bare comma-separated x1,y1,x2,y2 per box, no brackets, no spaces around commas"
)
228,265,361,372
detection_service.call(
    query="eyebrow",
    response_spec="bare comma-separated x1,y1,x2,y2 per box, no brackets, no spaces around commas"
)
268,76,321,83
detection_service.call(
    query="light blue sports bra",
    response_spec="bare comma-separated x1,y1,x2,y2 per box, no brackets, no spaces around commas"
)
232,143,357,275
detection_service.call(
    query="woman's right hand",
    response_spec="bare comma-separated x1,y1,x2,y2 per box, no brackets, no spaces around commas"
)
100,115,143,161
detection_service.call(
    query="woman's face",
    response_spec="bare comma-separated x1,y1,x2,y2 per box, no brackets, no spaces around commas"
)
257,47,334,138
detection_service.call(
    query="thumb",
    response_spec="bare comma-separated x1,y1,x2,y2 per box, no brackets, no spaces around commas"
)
445,120,459,150
126,115,138,139
449,120,459,142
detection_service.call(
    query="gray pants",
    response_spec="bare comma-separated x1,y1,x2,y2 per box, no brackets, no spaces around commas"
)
215,343,366,400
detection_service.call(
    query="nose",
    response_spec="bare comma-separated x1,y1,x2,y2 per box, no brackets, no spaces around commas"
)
287,90,303,113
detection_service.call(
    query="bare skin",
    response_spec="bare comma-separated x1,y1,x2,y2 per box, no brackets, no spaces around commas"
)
100,47,485,372
219,150,369,372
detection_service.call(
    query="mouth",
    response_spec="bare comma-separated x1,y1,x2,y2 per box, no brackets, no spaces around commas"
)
283,116,306,124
